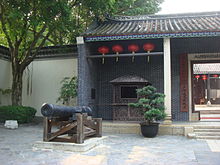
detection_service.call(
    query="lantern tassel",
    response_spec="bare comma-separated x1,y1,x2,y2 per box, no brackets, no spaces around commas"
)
132,52,135,62
116,52,119,62
147,51,150,63
102,53,105,64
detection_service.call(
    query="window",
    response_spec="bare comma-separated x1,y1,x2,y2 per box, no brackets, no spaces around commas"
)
91,88,96,99
121,86,137,99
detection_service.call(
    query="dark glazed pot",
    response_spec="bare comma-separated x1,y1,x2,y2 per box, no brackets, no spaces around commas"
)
140,122,159,138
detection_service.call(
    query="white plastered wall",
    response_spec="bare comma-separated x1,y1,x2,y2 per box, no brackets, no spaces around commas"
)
22,58,77,116
0,58,12,105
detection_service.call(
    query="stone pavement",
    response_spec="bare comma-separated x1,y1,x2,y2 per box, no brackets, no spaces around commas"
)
0,124,220,165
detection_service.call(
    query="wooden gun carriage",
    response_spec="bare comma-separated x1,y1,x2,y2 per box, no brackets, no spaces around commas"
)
41,104,102,144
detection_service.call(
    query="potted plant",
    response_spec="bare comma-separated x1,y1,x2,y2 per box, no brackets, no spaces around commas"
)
129,85,166,137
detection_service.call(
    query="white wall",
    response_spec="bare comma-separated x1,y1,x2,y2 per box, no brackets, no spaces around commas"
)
22,58,77,116
0,59,11,105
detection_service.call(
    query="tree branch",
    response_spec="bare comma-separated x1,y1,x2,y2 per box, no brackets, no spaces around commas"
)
17,16,29,47
21,30,52,69
25,24,47,56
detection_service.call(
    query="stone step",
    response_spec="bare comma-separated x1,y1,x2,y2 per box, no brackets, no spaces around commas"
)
200,110,220,114
200,119,220,122
195,136,220,140
200,113,220,121
193,125,220,129
194,128,220,132
200,114,220,117
195,132,220,136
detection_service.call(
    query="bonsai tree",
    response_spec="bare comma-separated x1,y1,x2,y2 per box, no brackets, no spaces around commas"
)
129,85,166,124
57,76,77,105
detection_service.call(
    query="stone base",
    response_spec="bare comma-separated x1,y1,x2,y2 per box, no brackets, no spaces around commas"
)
103,122,141,134
4,120,18,129
33,136,106,152
103,122,186,136
158,124,185,136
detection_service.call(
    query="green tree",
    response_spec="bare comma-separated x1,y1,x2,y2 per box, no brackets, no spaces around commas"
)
0,0,163,105
113,0,163,15
51,0,164,44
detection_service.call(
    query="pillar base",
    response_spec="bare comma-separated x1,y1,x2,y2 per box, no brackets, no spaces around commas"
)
163,115,172,125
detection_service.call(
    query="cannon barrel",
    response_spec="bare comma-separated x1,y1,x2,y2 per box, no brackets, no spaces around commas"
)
41,103,93,118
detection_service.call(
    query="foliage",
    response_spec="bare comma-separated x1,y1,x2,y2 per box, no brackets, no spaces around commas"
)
0,0,163,105
57,76,77,105
0,0,164,46
129,85,166,124
0,88,11,95
0,105,36,123
113,0,163,16
50,0,164,44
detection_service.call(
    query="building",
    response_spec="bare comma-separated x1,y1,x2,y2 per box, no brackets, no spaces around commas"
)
77,11,220,123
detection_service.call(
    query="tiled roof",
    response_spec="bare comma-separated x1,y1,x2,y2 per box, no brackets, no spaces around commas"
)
110,75,149,84
84,11,220,42
194,63,220,74
0,45,78,60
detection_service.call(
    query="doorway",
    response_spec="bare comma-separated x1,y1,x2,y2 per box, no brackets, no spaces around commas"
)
192,62,220,121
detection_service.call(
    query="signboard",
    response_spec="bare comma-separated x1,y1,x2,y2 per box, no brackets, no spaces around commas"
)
179,54,189,112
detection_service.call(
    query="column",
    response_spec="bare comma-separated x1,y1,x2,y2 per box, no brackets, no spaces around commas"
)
163,38,172,124
76,36,85,106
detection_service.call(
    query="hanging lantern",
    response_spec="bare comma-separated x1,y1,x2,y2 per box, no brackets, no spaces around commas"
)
98,46,109,64
112,45,123,62
195,75,200,82
128,44,139,62
212,74,218,78
143,43,155,62
202,75,207,81
212,74,219,82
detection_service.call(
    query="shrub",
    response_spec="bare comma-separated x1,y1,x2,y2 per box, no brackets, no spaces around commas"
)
0,106,37,123
57,76,77,105
129,85,166,124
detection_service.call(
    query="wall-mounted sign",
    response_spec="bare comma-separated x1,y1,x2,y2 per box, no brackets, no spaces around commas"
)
180,54,189,112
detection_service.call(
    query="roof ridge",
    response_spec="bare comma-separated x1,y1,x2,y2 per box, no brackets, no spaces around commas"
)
107,11,220,22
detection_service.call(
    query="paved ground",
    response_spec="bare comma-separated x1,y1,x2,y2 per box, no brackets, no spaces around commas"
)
0,123,220,165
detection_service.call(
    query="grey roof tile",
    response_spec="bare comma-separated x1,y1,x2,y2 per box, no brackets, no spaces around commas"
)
84,11,220,38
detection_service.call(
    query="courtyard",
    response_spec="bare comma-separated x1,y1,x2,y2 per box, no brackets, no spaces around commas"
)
0,123,220,165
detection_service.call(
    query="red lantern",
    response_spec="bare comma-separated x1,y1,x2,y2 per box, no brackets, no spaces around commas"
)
143,43,155,62
98,46,109,54
98,46,109,64
212,74,218,78
112,45,123,62
112,45,123,53
128,44,139,62
195,75,200,82
202,75,207,80
195,75,200,79
128,44,139,53
143,43,155,53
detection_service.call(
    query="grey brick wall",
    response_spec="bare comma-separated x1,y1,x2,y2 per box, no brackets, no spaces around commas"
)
171,36,220,121
78,37,220,121
96,55,164,120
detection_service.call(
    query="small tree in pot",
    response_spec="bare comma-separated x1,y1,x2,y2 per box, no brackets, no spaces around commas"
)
129,85,166,137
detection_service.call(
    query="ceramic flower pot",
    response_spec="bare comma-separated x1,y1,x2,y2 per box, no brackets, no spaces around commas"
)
140,122,159,138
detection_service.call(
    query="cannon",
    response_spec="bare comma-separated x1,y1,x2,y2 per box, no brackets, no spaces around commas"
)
41,103,93,119
41,103,102,144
